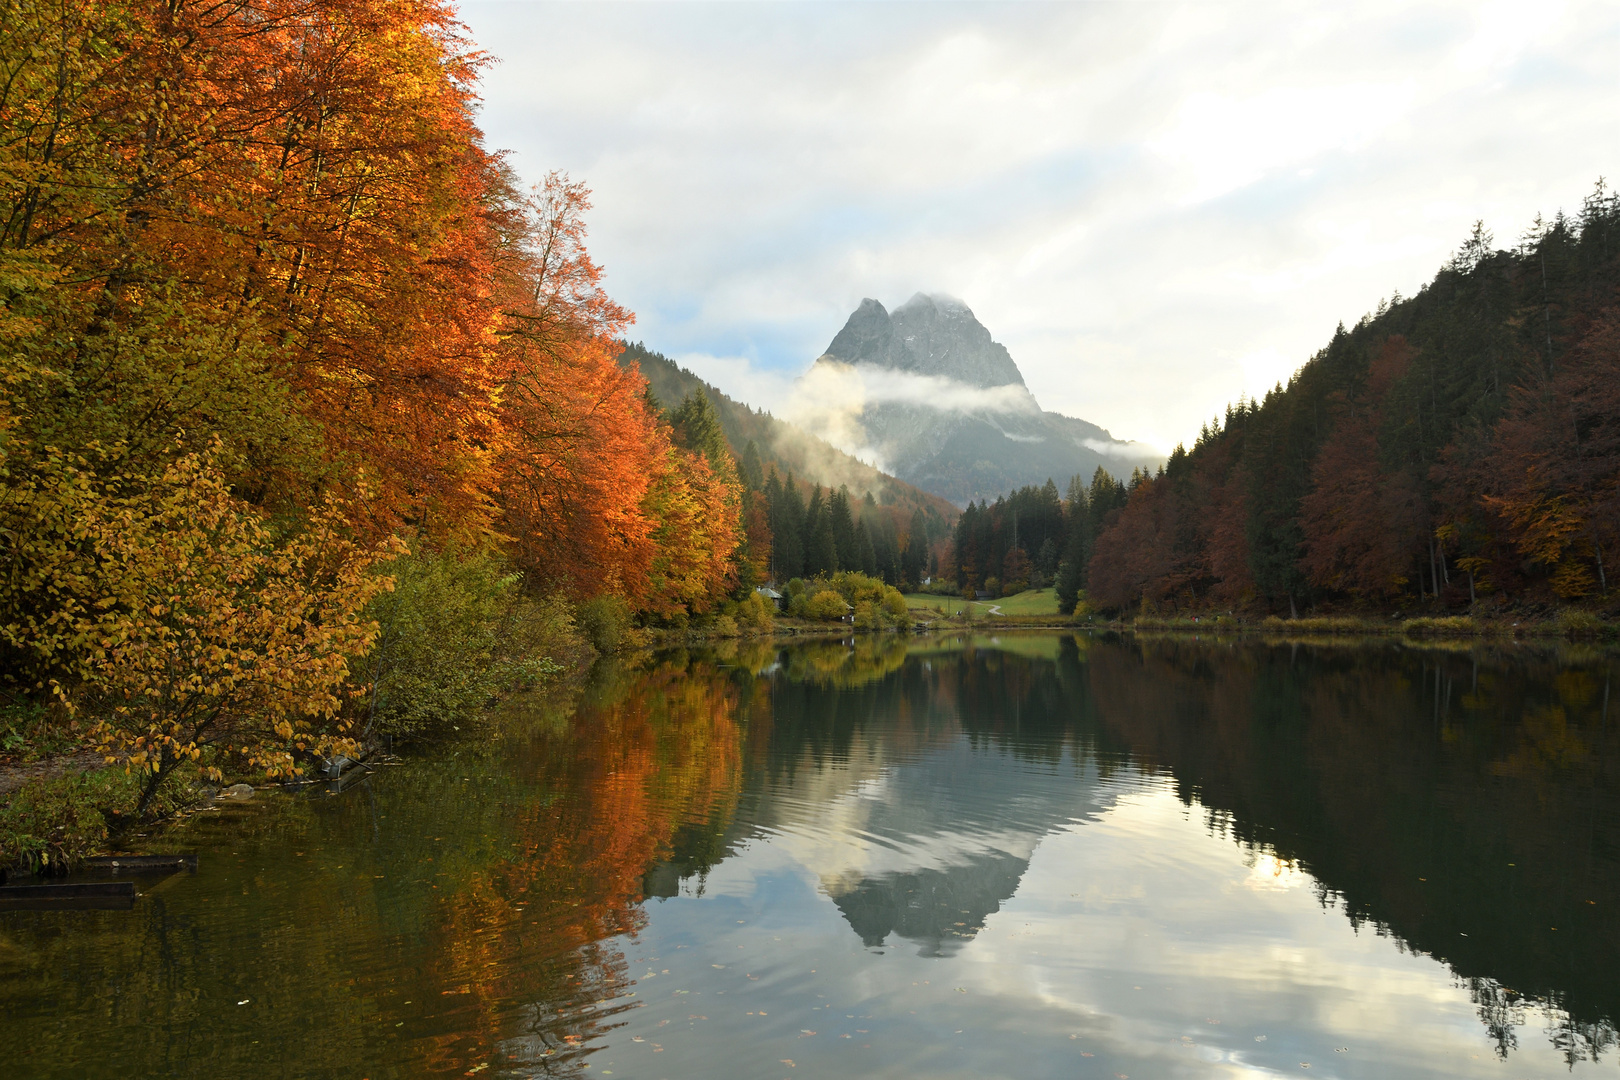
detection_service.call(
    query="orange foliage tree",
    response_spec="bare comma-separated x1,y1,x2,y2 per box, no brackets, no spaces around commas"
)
1478,311,1619,598
1298,336,1425,598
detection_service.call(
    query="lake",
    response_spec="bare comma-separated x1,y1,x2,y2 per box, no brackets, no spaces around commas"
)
1,632,1615,1079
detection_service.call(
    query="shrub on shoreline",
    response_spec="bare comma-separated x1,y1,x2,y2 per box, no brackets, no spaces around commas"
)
357,544,579,743
1557,609,1610,640
1400,616,1479,637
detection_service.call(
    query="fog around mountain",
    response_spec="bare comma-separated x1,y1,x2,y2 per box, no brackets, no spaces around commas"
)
791,294,1162,506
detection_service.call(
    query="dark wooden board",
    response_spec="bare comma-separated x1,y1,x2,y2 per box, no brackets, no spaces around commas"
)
81,854,198,872
0,881,137,910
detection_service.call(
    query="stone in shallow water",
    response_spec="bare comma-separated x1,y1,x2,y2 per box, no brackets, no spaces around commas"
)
217,783,254,801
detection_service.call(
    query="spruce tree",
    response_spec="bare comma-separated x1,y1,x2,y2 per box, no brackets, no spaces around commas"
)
804,486,837,576
670,391,730,473
1054,483,1090,616
857,520,878,577
772,472,806,581
901,509,928,586
739,440,765,490
830,486,857,569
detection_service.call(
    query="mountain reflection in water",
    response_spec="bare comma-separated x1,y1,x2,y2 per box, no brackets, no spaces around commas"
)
0,633,1614,1079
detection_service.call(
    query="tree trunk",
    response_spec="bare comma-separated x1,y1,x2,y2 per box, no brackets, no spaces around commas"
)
1288,594,1298,620
135,749,178,816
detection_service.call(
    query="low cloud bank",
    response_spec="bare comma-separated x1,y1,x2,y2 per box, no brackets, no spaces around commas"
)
785,360,1040,468
1081,437,1156,459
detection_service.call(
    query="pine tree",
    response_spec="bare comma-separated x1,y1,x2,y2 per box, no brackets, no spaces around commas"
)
857,520,878,577
804,486,837,576
901,509,928,586
670,392,731,473
739,440,765,490
830,486,858,569
771,471,806,581
1055,474,1090,615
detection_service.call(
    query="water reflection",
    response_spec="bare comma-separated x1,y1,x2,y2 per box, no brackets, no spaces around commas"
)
0,633,1614,1078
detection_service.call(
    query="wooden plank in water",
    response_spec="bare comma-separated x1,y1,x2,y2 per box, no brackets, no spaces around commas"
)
0,881,137,910
81,854,198,872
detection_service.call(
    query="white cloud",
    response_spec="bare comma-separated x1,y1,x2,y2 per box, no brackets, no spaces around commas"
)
779,360,1041,470
463,0,1619,452
672,352,796,416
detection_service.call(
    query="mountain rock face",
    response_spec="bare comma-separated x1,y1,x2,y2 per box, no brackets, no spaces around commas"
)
826,295,1025,388
806,294,1159,506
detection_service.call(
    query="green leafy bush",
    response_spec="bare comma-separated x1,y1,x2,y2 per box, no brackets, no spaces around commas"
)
736,591,776,632
577,595,632,654
1400,616,1478,637
0,702,77,762
1260,615,1383,634
357,545,575,741
1557,610,1609,639
805,589,849,619
792,572,910,630
1,768,138,871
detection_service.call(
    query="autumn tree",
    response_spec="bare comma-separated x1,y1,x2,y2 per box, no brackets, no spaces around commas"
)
1298,336,1424,598
1,447,396,809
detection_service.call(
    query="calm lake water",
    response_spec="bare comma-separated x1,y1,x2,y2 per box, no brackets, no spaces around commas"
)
2,632,1616,1079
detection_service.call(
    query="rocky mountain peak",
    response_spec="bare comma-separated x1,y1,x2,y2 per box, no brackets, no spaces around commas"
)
822,293,1025,390
801,293,1160,506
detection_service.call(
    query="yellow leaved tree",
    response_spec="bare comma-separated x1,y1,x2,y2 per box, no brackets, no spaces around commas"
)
1,445,400,812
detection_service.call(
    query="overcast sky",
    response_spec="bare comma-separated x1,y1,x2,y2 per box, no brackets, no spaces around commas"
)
462,0,1617,453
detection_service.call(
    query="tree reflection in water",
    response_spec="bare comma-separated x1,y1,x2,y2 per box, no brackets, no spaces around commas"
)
0,633,1613,1076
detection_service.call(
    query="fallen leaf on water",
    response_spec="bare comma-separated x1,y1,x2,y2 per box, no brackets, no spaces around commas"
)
780,1060,795,1067
799,1030,817,1036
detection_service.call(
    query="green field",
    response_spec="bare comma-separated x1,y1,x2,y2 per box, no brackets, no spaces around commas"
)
985,588,1061,615
902,593,972,616
903,588,1061,618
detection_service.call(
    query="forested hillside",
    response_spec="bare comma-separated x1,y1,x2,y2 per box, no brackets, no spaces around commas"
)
1085,190,1619,615
0,0,766,827
620,343,959,527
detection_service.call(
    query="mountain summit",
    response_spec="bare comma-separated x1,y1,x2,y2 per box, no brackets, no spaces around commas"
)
802,296,1159,506
825,294,1025,389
